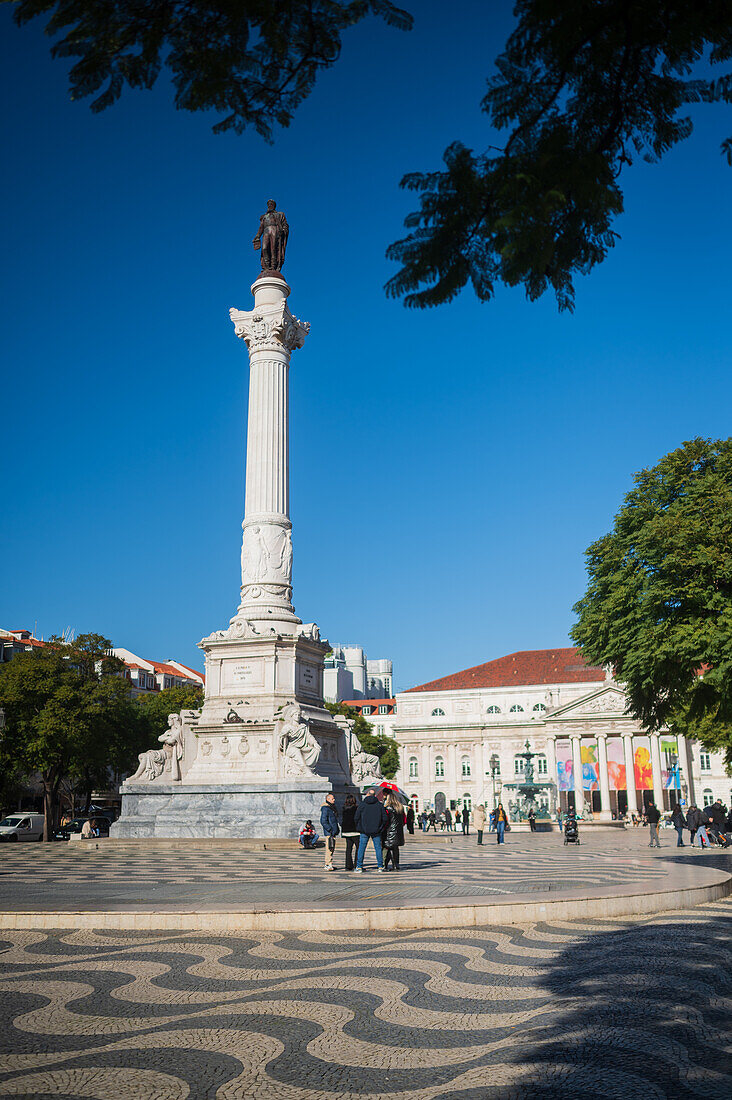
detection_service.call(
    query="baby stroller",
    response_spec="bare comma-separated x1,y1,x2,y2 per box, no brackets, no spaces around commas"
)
564,815,580,845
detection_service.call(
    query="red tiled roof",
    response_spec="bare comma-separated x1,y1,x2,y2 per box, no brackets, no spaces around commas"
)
342,699,395,708
406,648,604,693
148,660,203,681
169,661,205,681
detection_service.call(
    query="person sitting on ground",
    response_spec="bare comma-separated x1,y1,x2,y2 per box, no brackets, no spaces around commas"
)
298,820,318,849
80,818,94,839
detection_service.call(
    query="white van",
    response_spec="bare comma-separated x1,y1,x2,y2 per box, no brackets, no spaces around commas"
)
0,813,45,842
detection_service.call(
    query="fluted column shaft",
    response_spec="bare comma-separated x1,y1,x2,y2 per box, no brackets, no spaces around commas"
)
623,734,638,815
245,349,289,517
597,733,612,820
229,276,310,629
571,735,584,812
650,732,665,810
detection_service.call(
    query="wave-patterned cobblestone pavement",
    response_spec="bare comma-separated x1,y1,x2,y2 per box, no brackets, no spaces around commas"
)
0,899,729,1099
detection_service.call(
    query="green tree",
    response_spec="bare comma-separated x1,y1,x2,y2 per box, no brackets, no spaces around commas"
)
387,2,732,310
0,633,139,839
9,3,730,304
135,684,204,746
325,701,400,779
7,0,412,140
571,437,732,765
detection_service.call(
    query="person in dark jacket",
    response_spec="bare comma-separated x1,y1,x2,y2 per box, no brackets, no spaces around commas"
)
320,793,339,871
354,789,388,872
671,803,686,847
444,807,453,832
687,805,709,848
405,806,415,835
462,807,470,835
340,794,360,871
646,801,661,848
382,792,405,870
427,811,436,832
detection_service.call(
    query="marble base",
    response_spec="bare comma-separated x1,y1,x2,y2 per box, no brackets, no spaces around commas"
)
110,780,352,839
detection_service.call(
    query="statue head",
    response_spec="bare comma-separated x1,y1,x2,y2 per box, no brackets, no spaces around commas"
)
168,713,179,727
267,199,277,211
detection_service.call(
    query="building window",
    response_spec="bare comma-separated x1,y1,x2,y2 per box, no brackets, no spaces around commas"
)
486,705,501,714
703,788,714,807
431,708,445,717
378,705,388,715
700,752,711,771
410,796,419,812
537,755,548,775
532,702,546,712
376,725,385,736
435,756,445,778
408,757,418,779
463,794,472,810
461,756,471,778
362,706,373,716
509,704,524,713
514,756,525,775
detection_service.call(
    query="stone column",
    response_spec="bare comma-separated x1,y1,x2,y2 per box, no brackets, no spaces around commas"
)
649,732,665,810
229,275,310,632
571,734,584,813
596,733,612,821
676,734,695,807
545,734,557,815
623,733,638,816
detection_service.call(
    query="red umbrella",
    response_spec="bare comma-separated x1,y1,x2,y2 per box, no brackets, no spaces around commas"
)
363,781,409,804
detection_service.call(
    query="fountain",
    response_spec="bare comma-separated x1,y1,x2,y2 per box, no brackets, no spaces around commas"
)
504,740,555,823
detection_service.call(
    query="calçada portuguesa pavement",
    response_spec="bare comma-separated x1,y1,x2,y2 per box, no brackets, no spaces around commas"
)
0,828,729,1098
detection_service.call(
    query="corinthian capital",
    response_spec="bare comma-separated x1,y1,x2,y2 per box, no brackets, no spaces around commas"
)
229,302,310,353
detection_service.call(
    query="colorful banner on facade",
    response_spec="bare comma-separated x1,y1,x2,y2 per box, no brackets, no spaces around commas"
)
581,741,599,791
634,737,653,790
556,742,573,791
661,736,679,788
607,738,626,790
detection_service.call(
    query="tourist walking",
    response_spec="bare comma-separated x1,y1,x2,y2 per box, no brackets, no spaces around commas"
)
474,803,486,845
462,807,470,835
341,794,360,871
320,792,340,871
671,803,686,847
646,801,661,848
444,807,453,832
495,802,508,844
528,808,537,832
687,805,709,848
420,811,428,832
382,792,405,871
427,810,436,832
406,805,415,835
354,788,388,872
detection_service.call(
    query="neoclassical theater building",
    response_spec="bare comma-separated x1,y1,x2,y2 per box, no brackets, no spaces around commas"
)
392,648,730,820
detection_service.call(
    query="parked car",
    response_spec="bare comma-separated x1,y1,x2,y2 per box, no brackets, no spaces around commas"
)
0,812,45,842
54,815,112,841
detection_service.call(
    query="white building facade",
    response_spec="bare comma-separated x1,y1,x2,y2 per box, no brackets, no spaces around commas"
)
341,698,397,740
393,648,731,820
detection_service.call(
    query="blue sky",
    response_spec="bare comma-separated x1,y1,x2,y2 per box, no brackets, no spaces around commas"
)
2,1,730,690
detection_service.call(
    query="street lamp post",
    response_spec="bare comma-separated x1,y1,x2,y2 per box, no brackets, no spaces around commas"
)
486,754,502,809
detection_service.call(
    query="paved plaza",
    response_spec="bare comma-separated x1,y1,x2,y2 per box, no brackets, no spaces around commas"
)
0,900,729,1098
0,830,729,929
0,832,730,1097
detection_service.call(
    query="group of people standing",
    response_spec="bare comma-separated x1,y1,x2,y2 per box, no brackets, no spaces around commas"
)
418,807,472,833
317,789,406,872
665,799,731,849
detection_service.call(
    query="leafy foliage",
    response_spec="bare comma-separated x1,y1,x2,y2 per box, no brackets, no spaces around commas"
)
571,438,732,764
325,701,399,779
0,633,141,837
9,0,412,139
387,1,732,309
135,684,203,745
